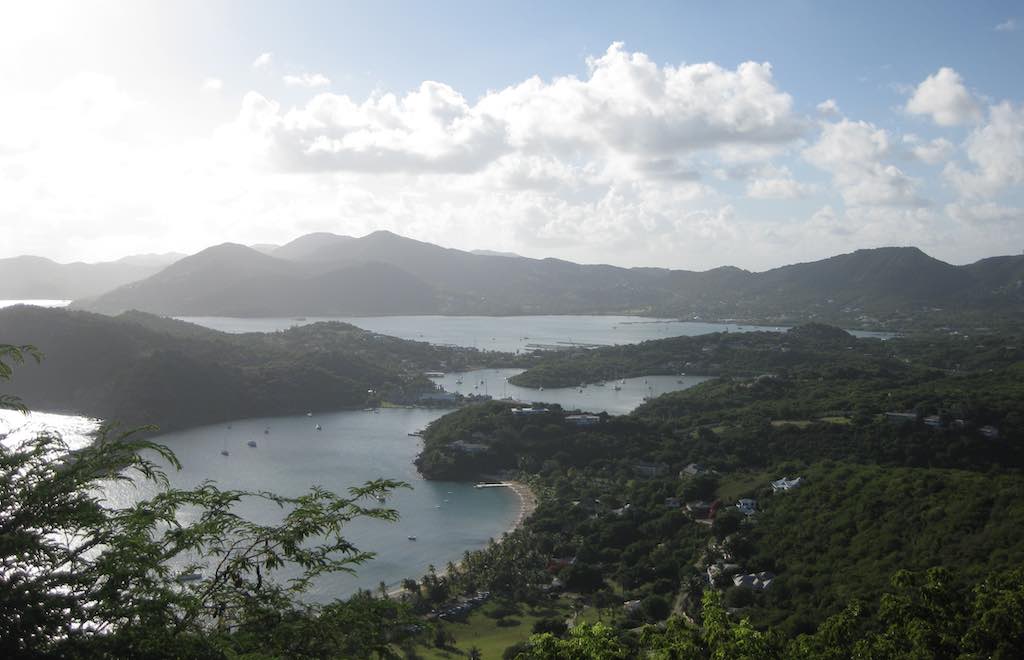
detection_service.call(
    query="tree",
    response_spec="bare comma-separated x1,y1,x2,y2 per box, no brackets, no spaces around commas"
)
519,622,630,659
0,344,408,657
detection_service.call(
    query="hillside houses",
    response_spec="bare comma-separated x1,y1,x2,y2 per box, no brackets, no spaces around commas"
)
771,476,803,492
733,571,775,591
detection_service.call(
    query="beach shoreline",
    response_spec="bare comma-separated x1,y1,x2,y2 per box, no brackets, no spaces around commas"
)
387,479,537,598
502,480,538,537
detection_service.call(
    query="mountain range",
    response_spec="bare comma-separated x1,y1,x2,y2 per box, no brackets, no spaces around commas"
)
71,231,1024,327
2,230,1017,328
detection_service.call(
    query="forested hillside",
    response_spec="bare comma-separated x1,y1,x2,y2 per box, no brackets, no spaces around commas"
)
0,305,513,431
412,325,1024,651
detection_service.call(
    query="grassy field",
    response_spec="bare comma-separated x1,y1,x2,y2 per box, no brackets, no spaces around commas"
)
417,597,598,659
714,469,779,502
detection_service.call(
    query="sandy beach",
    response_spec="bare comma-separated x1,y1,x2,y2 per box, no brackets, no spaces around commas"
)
387,480,537,598
502,480,538,537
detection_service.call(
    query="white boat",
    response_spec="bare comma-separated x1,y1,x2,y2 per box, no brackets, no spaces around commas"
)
315,424,322,431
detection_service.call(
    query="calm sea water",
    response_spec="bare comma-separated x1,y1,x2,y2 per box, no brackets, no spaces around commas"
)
179,314,891,351
433,368,710,415
1,371,704,601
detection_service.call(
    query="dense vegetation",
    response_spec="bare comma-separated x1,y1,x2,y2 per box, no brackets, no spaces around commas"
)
0,305,525,431
5,314,1024,657
411,324,1024,655
510,321,1024,388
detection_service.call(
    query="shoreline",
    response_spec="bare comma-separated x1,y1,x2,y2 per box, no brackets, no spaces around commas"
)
501,480,538,538
386,479,537,598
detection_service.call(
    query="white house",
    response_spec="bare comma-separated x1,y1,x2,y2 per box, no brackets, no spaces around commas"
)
771,476,803,492
733,571,775,590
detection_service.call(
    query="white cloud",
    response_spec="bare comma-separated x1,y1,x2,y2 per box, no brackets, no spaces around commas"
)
816,98,841,117
5,43,1012,270
945,101,1024,196
995,18,1019,32
745,164,816,199
479,43,802,157
905,67,981,126
902,134,954,165
202,77,223,91
252,52,273,68
283,72,331,88
803,119,924,207
241,43,803,179
946,201,1023,225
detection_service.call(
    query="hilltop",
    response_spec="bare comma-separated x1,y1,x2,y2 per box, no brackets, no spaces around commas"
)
60,232,1023,330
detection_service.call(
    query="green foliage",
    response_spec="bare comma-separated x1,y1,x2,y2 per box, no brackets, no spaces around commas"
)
518,622,630,659
0,306,527,431
1,342,418,657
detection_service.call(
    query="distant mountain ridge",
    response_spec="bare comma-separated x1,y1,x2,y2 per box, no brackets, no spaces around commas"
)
0,253,182,300
62,231,1024,328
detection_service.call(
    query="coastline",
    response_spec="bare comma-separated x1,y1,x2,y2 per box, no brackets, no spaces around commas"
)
386,479,537,598
502,480,538,539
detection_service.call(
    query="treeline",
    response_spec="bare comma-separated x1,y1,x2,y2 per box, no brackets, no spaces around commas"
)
509,322,1024,388
0,305,523,431
514,567,1024,659
413,324,1024,652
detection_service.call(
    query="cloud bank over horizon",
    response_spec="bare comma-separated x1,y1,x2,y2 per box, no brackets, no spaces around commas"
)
0,23,1021,270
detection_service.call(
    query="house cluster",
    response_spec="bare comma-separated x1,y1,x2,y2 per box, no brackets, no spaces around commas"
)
565,413,601,426
705,537,775,592
699,474,809,594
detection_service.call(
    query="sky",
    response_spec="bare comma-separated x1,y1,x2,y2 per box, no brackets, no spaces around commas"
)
1,1,1022,271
